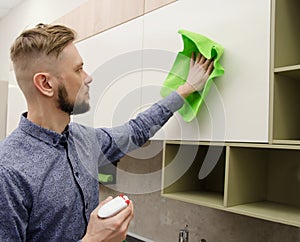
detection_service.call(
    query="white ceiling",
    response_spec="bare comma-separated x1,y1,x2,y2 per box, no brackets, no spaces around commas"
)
0,0,24,20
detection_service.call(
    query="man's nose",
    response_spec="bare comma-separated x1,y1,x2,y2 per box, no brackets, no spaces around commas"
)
84,71,93,84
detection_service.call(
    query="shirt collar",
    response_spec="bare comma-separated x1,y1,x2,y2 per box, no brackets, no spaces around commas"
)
19,112,69,147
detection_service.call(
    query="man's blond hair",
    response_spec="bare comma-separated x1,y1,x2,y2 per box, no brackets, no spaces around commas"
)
10,23,76,70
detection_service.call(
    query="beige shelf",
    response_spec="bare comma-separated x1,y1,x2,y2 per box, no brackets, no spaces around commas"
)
228,201,300,227
274,64,300,80
273,140,300,145
162,191,224,209
274,64,300,72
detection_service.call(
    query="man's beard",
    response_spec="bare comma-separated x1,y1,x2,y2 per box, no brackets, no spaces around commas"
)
57,84,90,115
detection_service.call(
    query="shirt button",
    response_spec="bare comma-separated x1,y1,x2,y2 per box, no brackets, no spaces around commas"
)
85,203,88,209
75,172,79,177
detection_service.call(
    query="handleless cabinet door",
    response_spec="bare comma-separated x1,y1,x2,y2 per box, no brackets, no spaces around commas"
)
142,0,271,142
74,18,144,128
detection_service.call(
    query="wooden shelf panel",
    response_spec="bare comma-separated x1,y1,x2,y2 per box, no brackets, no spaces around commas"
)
274,64,300,80
272,139,300,145
274,64,300,72
228,201,300,227
144,0,176,13
162,191,224,209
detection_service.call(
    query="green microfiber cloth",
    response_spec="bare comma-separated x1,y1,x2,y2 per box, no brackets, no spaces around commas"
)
160,29,225,122
98,173,113,183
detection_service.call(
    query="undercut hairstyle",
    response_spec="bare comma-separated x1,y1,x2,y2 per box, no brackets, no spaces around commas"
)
10,23,76,69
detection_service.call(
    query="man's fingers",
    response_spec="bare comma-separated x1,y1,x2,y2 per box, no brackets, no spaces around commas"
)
190,52,195,66
202,58,213,70
120,203,134,231
195,53,201,63
207,60,214,74
190,52,214,77
192,52,214,69
199,54,206,64
114,201,133,222
191,52,195,60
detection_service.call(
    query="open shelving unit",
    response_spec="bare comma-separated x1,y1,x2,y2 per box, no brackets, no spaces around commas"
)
162,142,300,227
161,0,300,228
271,0,300,144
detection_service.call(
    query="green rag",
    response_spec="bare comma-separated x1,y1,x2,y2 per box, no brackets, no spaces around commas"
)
160,29,225,122
98,173,113,183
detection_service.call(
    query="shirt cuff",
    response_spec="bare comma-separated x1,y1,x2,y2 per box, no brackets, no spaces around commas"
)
157,91,184,113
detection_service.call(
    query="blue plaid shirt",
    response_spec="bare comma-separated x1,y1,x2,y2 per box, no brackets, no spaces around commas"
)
0,92,183,242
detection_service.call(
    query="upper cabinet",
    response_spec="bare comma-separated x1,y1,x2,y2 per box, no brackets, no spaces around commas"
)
74,18,144,127
60,0,272,144
53,0,144,42
142,0,271,142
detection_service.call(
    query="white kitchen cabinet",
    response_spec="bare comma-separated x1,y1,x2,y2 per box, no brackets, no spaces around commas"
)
142,0,270,142
74,17,144,127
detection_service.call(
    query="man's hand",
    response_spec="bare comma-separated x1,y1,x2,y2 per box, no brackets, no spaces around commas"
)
177,52,214,98
82,196,134,242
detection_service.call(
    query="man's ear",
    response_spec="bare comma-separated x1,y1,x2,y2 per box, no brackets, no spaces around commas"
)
33,72,54,97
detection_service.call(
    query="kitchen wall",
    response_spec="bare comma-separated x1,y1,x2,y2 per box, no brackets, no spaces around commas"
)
0,81,8,140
